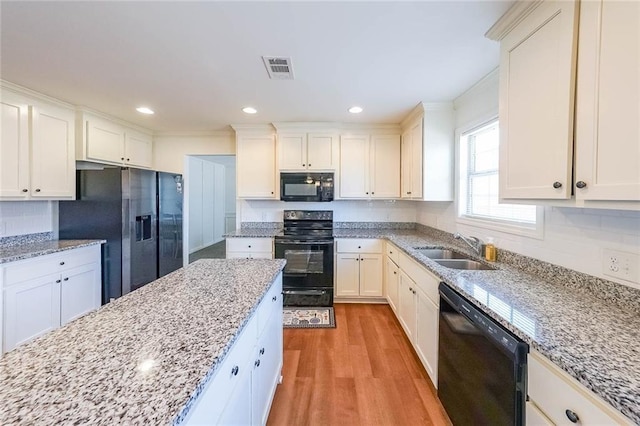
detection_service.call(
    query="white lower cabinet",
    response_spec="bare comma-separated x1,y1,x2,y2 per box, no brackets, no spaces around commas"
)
226,238,273,260
385,247,440,387
335,239,384,299
185,274,283,426
1,245,101,353
528,350,633,425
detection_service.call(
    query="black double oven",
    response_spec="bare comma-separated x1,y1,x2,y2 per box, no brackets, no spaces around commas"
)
275,210,334,307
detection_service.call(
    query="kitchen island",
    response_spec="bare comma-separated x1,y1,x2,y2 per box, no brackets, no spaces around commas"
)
0,258,286,425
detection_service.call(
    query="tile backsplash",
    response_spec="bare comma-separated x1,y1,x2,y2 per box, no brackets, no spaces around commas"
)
0,201,57,238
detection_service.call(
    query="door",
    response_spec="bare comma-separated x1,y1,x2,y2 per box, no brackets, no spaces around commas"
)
86,115,124,164
499,0,578,199
307,133,336,170
398,271,416,341
339,135,369,198
359,254,383,297
0,91,29,198
574,0,640,201
278,133,306,170
252,311,283,425
410,120,423,199
4,274,61,352
277,240,334,289
124,129,153,168
236,135,276,198
370,134,400,198
158,172,184,277
385,257,399,312
400,129,412,199
336,253,360,296
30,103,75,198
60,263,100,325
217,363,253,426
415,288,439,387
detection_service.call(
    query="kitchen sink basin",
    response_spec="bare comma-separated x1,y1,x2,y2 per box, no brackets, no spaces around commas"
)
415,248,469,259
433,259,496,270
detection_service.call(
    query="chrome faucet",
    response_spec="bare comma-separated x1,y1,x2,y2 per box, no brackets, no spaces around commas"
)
454,233,483,256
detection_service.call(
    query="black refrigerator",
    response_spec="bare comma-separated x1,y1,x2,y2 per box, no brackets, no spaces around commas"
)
59,167,183,304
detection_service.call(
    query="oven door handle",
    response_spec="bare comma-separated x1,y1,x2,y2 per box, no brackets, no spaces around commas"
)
282,290,327,296
276,240,334,245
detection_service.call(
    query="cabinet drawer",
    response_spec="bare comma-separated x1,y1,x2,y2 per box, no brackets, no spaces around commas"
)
386,242,400,264
398,250,439,305
3,245,100,286
528,351,632,425
336,238,383,254
226,238,273,253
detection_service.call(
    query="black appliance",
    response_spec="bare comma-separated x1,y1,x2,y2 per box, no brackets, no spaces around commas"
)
280,172,334,202
438,282,528,426
275,210,334,306
59,167,183,304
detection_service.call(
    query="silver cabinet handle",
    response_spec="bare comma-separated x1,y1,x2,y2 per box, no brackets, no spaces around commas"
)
553,181,562,188
576,181,587,189
231,366,239,376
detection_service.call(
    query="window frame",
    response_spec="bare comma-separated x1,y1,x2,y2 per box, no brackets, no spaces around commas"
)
456,116,544,239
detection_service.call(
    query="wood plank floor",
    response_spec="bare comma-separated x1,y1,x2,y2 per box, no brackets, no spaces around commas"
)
267,303,451,426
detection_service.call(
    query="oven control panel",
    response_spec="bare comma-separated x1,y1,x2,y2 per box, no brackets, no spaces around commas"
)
284,210,333,221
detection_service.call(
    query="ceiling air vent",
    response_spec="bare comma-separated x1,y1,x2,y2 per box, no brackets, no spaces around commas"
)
262,56,294,80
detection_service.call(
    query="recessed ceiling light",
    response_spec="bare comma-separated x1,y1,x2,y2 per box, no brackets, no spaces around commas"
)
136,107,154,115
242,107,257,114
348,106,363,114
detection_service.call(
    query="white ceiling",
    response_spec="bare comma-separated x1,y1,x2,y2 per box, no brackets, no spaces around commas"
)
0,1,512,133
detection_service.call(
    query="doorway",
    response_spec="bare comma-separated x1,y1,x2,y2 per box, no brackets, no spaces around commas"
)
185,155,236,263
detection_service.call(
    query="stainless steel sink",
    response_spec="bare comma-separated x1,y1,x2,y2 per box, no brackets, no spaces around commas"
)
415,248,469,259
433,259,496,270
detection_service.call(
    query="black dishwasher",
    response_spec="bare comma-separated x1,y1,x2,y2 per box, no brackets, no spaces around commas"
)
438,282,528,426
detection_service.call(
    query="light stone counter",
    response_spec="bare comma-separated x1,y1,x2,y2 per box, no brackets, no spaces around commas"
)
0,239,105,264
0,258,286,425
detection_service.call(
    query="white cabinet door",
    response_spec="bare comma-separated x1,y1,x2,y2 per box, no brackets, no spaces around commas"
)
385,257,399,313
339,134,369,198
237,134,277,198
336,254,360,297
60,263,101,325
409,120,423,199
124,129,153,168
398,274,415,330
575,0,640,201
398,271,416,341
30,103,75,198
499,0,578,199
252,307,283,426
307,133,336,170
4,274,61,352
370,134,400,198
86,115,125,164
0,91,29,198
415,288,439,387
400,129,412,199
217,363,253,426
359,254,383,297
278,133,306,170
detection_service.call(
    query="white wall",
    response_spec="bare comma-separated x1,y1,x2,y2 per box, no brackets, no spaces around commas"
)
416,68,640,289
240,200,417,223
153,132,235,174
0,201,56,238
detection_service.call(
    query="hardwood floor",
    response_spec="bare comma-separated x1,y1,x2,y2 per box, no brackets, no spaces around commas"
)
267,303,451,426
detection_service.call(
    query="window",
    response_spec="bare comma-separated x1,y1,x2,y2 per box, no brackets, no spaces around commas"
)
458,119,541,236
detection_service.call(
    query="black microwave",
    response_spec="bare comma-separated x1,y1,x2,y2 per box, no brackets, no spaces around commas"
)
280,172,334,202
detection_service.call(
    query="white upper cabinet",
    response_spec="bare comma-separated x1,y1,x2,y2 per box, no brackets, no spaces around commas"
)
400,103,454,201
77,111,153,169
276,124,337,171
339,132,400,199
496,0,578,200
574,0,640,202
234,125,277,199
0,87,75,200
490,0,638,207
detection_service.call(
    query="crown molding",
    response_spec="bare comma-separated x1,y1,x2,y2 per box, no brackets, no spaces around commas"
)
230,123,276,134
453,68,499,107
153,129,235,138
400,102,454,129
485,0,544,41
1,79,75,109
272,122,340,132
76,106,154,134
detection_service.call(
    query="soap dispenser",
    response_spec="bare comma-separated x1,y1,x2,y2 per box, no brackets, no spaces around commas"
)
485,237,497,262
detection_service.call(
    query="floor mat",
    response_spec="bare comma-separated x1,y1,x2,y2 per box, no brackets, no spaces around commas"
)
283,307,336,328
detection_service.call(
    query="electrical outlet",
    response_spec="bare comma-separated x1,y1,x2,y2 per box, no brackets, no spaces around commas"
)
602,248,640,283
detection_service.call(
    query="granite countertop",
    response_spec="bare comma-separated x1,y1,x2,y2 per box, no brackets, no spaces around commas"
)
0,258,286,425
336,228,640,423
224,228,283,238
0,239,105,264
